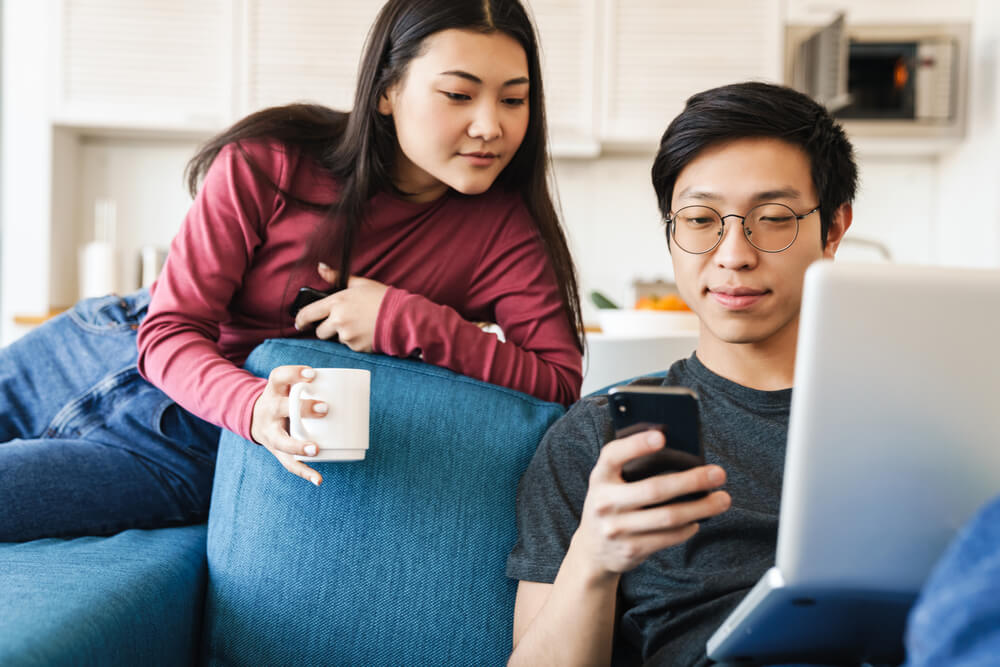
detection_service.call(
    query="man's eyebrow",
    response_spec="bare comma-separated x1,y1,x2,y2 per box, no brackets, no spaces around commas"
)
437,70,530,86
675,188,720,201
752,188,803,201
674,187,804,201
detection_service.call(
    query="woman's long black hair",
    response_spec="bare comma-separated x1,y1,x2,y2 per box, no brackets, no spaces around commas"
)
185,0,584,350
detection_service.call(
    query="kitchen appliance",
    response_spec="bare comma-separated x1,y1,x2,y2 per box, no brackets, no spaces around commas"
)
786,17,970,141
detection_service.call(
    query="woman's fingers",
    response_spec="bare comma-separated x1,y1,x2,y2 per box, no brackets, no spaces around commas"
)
317,262,338,285
268,365,315,398
271,448,323,487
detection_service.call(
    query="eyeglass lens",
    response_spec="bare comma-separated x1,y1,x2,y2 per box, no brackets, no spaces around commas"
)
671,203,800,253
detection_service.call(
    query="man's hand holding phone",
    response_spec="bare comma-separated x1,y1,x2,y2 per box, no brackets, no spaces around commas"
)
572,429,731,578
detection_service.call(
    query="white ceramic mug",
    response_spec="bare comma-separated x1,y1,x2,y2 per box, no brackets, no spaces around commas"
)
289,368,371,462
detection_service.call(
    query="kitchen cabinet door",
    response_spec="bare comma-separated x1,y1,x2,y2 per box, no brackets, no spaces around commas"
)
244,0,380,114
529,0,602,156
57,0,232,130
601,0,784,146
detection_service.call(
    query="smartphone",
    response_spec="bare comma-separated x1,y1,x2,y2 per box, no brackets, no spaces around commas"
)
288,286,339,319
607,385,706,493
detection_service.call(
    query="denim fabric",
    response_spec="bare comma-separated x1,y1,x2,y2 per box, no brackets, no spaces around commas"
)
0,290,220,541
203,339,565,667
904,493,1000,666
0,524,206,666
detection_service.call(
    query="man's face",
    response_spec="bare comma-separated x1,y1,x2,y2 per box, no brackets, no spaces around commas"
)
668,137,850,349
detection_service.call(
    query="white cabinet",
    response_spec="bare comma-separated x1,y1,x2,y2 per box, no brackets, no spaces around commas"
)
51,0,788,153
243,0,380,113
530,0,603,155
600,0,784,146
55,0,233,131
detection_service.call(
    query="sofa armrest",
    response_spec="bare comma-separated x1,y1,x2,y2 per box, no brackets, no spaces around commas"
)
202,339,564,666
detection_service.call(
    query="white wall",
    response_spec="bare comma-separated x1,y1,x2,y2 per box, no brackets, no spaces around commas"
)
72,137,197,297
935,0,1000,267
0,2,53,343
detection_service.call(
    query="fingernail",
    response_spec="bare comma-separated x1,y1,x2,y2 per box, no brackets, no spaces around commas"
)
314,402,328,414
310,476,321,487
646,431,663,446
293,321,301,331
301,368,316,378
318,262,331,271
708,466,725,485
305,444,318,456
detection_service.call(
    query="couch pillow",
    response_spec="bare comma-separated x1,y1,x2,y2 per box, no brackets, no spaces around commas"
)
203,339,565,666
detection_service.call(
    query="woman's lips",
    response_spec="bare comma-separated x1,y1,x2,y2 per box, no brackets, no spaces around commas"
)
460,152,499,167
708,287,769,310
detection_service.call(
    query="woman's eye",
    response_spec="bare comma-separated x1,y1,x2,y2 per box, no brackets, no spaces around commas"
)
502,97,527,107
442,91,471,101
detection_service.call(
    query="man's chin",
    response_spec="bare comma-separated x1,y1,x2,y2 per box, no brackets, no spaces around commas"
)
703,320,773,346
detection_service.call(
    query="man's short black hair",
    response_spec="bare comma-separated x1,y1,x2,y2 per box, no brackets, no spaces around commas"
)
651,81,858,247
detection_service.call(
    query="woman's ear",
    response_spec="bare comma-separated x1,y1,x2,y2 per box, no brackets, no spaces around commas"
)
377,87,395,116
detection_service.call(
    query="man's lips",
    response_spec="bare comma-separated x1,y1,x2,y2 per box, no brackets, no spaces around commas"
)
707,286,769,309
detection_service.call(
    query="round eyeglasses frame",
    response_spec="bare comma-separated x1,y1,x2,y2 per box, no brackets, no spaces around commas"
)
665,203,821,254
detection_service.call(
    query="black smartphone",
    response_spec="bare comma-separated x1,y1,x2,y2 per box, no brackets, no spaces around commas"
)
607,385,706,493
288,286,339,319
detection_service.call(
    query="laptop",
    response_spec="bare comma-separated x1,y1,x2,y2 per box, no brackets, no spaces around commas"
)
706,261,1000,665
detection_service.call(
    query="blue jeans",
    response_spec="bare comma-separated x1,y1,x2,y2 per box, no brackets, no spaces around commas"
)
0,290,220,542
903,492,1000,666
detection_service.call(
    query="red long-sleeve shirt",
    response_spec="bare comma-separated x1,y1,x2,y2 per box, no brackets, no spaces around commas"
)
137,141,582,441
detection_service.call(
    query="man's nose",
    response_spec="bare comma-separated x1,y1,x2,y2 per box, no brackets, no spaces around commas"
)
713,217,758,268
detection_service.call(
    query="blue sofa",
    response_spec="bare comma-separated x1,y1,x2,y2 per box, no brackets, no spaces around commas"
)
0,339,564,666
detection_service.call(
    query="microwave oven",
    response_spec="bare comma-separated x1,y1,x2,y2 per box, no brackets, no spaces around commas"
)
786,17,970,142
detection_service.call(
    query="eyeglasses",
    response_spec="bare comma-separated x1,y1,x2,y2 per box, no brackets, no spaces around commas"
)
665,203,821,254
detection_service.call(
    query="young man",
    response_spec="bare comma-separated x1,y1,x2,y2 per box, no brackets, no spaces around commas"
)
505,81,856,665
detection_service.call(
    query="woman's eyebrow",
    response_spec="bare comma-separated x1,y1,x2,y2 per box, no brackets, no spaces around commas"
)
437,70,529,86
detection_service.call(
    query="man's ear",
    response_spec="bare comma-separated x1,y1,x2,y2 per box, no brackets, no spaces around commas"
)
823,203,853,258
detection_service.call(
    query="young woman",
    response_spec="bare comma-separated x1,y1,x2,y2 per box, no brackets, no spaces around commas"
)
0,0,583,542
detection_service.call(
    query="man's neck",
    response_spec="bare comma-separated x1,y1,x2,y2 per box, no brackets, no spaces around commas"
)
694,323,798,392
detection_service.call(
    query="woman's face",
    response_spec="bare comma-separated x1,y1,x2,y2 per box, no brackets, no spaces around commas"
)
378,29,531,203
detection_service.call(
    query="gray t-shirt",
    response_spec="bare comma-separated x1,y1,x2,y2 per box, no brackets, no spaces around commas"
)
507,354,792,666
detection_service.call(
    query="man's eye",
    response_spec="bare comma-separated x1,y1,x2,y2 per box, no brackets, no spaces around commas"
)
760,216,794,223
442,91,471,101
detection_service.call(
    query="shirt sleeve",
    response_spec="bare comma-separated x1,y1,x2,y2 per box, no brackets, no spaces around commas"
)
136,143,280,440
373,199,583,405
506,398,610,583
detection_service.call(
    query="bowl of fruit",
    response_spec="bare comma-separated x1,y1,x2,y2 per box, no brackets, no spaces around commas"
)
593,290,699,337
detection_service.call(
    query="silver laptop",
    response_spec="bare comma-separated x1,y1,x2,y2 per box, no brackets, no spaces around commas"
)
706,261,1000,664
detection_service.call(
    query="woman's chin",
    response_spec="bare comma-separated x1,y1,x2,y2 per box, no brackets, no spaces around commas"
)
445,178,494,196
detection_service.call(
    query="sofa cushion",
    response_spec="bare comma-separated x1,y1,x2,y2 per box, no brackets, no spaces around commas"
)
0,524,207,667
203,339,565,666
